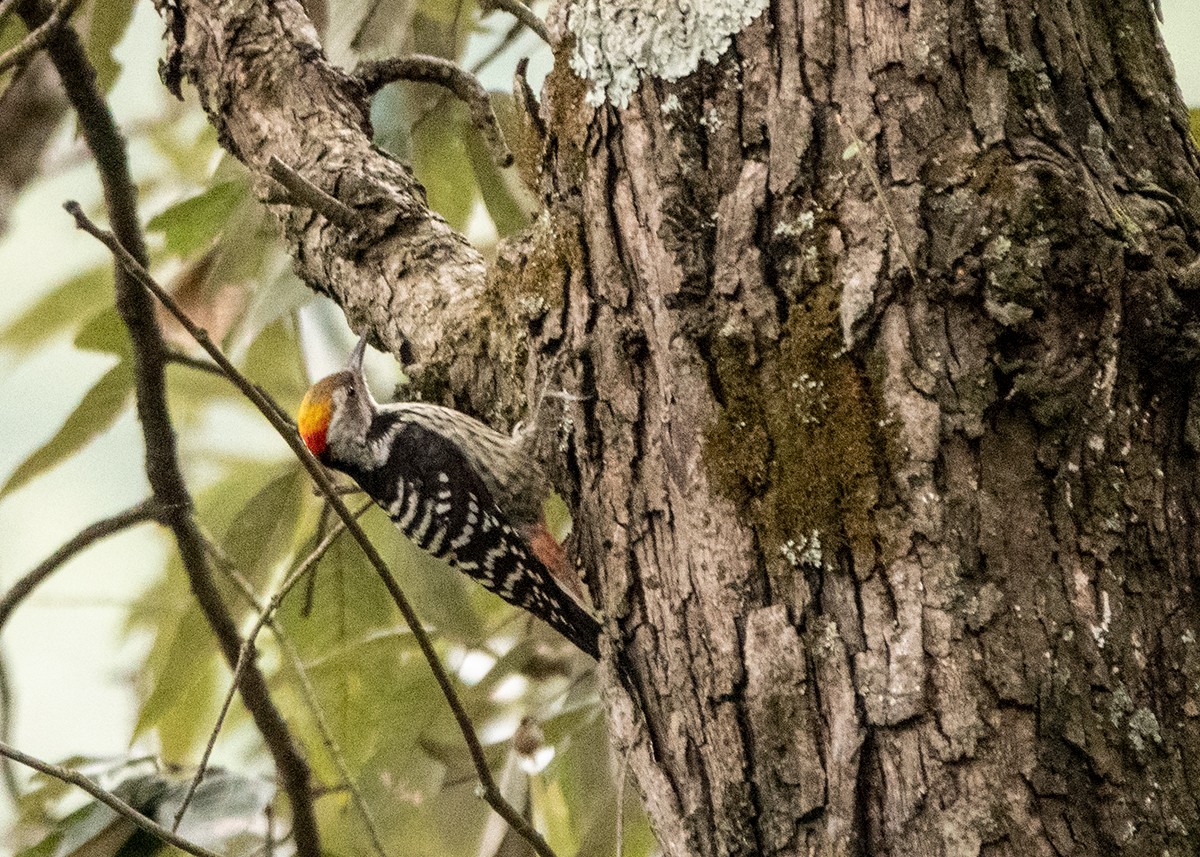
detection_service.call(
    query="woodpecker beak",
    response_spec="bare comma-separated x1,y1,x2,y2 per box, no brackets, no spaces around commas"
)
346,332,368,375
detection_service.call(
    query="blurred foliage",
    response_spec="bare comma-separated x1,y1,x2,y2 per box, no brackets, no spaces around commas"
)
0,1,653,855
15,761,273,857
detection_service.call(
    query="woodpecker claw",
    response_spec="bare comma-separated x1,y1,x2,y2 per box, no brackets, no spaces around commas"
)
347,332,369,373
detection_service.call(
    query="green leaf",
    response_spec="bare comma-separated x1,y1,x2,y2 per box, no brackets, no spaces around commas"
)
131,606,221,759
1191,108,1200,144
0,267,112,354
146,181,247,258
74,307,132,358
532,776,577,857
241,317,310,412
14,835,61,857
221,464,307,588
0,362,133,498
85,0,136,92
463,95,533,238
55,803,134,857
412,106,477,232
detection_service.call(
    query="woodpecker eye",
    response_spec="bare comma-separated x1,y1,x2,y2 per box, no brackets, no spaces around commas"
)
346,387,356,398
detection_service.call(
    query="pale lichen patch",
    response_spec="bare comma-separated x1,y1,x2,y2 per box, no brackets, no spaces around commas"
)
566,0,770,108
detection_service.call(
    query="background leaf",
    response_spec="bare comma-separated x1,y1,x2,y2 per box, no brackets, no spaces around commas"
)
85,0,137,93
1,362,133,498
73,308,132,358
0,268,112,354
463,95,533,238
146,181,247,259
220,464,307,588
412,105,477,232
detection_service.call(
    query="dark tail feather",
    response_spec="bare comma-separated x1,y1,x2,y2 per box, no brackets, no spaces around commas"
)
544,591,600,659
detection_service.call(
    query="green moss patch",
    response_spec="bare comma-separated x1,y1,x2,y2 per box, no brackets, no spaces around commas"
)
703,279,881,566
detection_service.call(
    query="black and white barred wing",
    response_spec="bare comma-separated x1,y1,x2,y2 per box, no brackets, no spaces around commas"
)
346,415,600,658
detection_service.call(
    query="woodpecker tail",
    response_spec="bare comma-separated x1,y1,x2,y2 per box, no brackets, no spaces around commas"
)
539,583,601,660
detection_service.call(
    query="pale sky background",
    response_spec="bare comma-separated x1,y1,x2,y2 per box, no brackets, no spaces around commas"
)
0,0,1197,848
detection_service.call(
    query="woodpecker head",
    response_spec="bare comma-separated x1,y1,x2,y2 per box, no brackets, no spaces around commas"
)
297,334,376,463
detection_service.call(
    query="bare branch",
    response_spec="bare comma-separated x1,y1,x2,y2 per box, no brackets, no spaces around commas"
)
0,655,19,800
156,0,487,376
355,55,513,168
22,0,321,847
173,508,366,840
266,156,364,230
164,349,225,377
67,202,561,857
478,0,551,46
0,500,160,634
0,0,85,74
0,741,224,857
208,532,392,857
165,348,296,428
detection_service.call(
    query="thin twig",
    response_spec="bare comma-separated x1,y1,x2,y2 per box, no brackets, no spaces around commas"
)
0,741,223,857
355,55,514,168
208,516,390,857
275,599,390,857
0,0,84,74
0,654,19,800
28,0,321,846
0,500,160,634
165,349,225,377
172,508,367,840
266,156,363,230
165,347,296,427
265,804,276,857
513,57,546,143
478,0,550,46
67,202,560,857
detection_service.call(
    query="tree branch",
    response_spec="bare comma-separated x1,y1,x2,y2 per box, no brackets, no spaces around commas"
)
153,0,487,381
66,202,561,857
206,523,392,857
0,741,223,857
18,3,321,851
0,0,84,74
478,0,551,46
266,156,364,230
0,500,160,634
355,55,514,168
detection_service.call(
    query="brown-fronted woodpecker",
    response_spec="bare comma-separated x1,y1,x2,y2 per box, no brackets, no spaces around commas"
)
296,334,600,659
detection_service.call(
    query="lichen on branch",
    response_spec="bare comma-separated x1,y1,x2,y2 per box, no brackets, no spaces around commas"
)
566,0,769,107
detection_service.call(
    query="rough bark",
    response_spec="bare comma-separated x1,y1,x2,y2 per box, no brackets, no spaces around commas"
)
153,0,505,407
536,0,1200,854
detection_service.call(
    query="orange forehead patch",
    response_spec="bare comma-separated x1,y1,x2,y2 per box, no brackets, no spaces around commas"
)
297,375,340,456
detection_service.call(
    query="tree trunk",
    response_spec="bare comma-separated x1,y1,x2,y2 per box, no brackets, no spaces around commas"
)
538,0,1200,854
